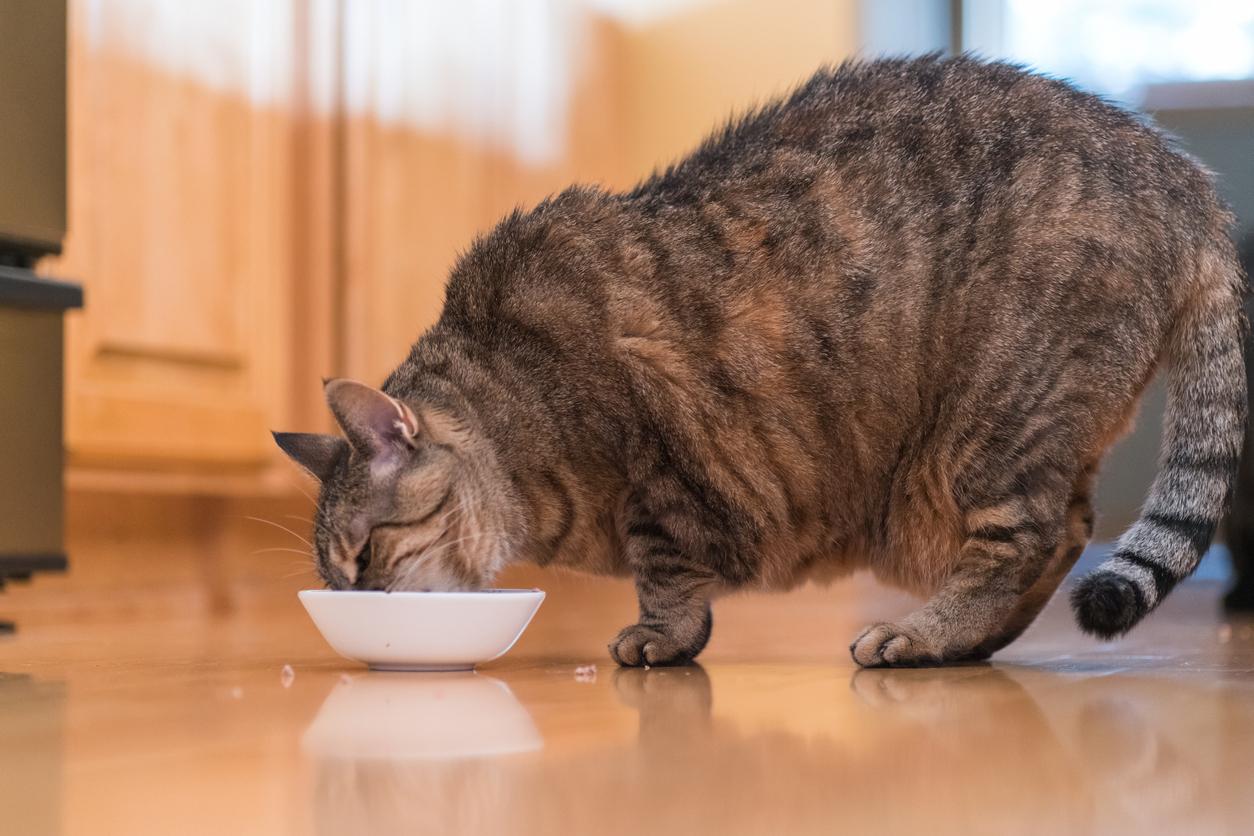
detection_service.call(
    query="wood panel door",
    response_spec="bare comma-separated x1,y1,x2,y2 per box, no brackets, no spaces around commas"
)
45,0,299,487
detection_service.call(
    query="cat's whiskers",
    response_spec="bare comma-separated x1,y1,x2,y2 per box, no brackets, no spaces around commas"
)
436,531,488,551
453,491,483,564
290,479,319,509
252,546,314,558
243,516,313,549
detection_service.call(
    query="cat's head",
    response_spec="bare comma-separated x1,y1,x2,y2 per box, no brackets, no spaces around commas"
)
272,379,513,592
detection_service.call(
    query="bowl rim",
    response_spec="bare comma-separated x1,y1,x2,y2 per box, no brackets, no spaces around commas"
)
298,588,544,600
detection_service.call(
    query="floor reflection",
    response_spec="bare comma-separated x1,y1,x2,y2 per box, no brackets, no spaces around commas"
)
303,660,1254,835
848,665,1232,834
305,672,543,836
0,673,65,836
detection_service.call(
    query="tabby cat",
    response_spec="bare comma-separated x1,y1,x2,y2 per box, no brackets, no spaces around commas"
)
275,56,1247,667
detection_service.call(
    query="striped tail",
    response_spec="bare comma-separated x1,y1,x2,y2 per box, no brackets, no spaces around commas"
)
1072,241,1248,638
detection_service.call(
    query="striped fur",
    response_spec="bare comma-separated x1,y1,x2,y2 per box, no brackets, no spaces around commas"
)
1071,253,1248,637
275,55,1248,667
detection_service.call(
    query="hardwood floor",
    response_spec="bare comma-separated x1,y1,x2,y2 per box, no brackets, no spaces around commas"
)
3,566,1253,835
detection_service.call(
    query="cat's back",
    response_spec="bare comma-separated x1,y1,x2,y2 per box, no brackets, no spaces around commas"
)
635,54,1209,213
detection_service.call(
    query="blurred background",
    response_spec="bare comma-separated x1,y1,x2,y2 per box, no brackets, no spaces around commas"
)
3,0,1253,623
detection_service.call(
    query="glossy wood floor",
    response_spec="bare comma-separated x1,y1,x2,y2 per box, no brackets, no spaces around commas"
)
4,568,1254,836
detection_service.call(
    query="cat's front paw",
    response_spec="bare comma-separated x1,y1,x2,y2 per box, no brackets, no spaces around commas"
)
609,623,698,667
849,622,945,668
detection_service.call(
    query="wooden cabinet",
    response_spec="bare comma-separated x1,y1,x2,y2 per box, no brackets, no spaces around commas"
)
44,1,301,492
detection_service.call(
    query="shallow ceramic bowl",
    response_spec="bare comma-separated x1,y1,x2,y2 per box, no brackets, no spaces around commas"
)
299,589,545,671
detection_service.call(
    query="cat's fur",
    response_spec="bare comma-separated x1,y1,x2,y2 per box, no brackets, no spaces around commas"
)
275,55,1247,667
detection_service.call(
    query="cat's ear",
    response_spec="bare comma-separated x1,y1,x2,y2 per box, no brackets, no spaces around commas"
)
323,378,420,456
271,432,347,482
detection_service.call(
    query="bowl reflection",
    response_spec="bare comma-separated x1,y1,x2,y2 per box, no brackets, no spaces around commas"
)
302,672,542,761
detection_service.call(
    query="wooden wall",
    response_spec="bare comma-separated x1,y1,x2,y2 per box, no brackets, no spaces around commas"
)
18,0,857,615
617,0,860,178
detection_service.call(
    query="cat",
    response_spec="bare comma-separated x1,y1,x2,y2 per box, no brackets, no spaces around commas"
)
274,55,1247,668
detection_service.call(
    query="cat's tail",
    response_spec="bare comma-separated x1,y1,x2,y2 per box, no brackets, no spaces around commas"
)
1072,238,1248,638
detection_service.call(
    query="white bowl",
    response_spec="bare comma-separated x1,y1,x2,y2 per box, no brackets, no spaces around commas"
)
299,589,545,671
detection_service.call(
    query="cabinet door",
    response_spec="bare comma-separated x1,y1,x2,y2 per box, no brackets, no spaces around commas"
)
45,0,295,476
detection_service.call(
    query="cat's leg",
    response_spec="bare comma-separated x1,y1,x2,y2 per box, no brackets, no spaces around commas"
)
850,468,1073,668
610,568,715,667
610,582,714,667
961,470,1095,660
609,506,718,667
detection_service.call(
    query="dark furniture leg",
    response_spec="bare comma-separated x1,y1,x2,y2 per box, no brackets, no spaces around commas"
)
1224,233,1254,612
0,556,67,632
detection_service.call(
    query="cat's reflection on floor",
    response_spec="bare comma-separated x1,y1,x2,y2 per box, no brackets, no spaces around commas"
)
306,662,1249,836
849,665,1228,834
